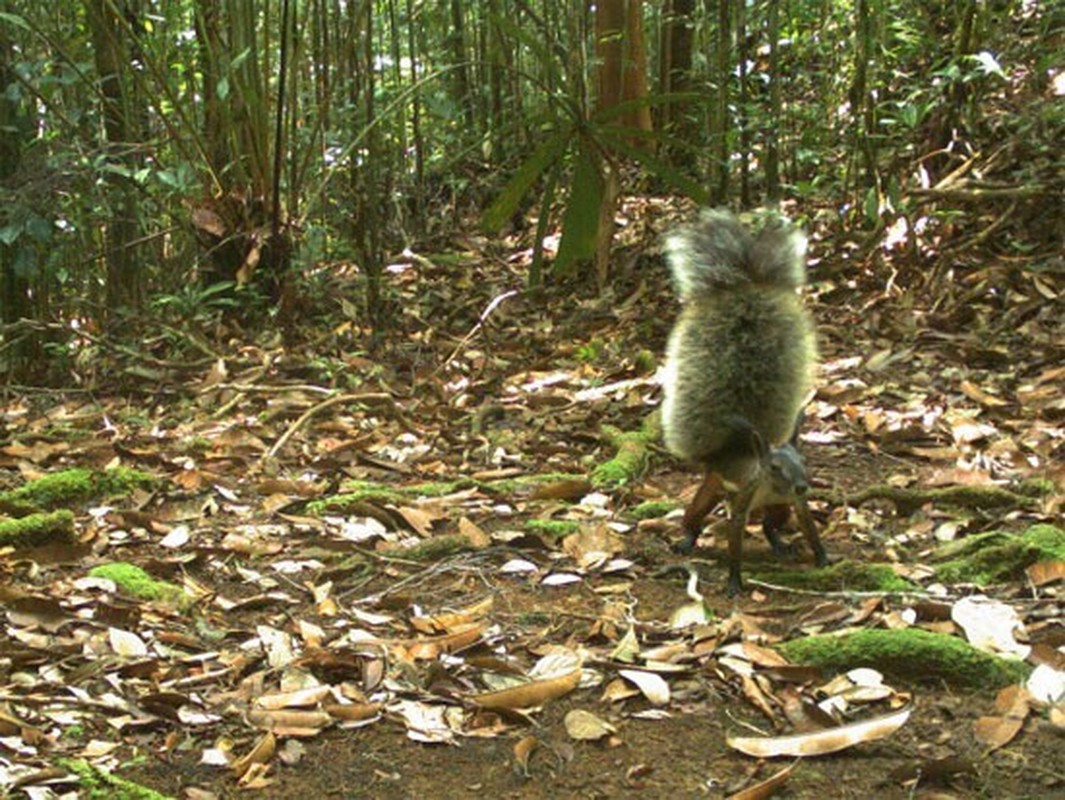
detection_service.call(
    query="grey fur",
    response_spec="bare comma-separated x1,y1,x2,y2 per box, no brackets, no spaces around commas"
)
661,210,816,477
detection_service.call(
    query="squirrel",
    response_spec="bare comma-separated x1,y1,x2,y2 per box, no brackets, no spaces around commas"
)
661,208,828,595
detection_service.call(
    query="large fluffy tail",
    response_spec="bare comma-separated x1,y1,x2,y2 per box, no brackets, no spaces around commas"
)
665,209,808,302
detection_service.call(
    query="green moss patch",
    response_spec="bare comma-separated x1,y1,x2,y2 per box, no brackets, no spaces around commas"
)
593,420,657,489
88,562,186,606
778,628,1029,690
628,500,680,520
753,560,915,593
525,518,581,540
933,524,1065,586
0,467,156,515
59,759,173,800
0,510,77,547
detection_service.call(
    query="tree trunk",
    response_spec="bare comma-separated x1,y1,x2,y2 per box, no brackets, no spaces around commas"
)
658,0,695,153
84,0,145,313
709,0,732,204
764,0,782,199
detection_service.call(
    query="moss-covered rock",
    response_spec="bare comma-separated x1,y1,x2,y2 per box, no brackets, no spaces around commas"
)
525,518,581,540
777,628,1029,690
0,509,76,547
933,524,1065,586
391,533,476,561
753,560,915,593
628,500,680,520
0,467,156,515
593,419,657,488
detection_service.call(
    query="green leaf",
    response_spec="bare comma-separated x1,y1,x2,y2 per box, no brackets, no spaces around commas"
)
553,144,602,278
25,216,52,244
0,223,21,245
481,127,571,233
0,12,31,31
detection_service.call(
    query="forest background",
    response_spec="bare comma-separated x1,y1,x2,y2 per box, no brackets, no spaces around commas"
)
0,0,1059,368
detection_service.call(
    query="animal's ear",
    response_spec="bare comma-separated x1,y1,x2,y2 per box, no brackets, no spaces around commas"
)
747,426,768,461
789,409,806,447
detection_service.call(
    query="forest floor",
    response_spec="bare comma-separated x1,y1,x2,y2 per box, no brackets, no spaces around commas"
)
1,197,1063,799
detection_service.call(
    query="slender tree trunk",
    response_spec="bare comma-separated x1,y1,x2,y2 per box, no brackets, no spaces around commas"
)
596,0,624,116
709,0,731,204
849,0,879,206
658,0,694,157
84,0,145,313
765,0,782,199
736,0,750,207
448,0,475,128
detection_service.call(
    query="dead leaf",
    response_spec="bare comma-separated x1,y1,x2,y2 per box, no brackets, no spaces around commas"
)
618,669,670,706
471,668,582,711
727,705,912,758
394,505,439,536
324,702,382,722
230,731,276,777
109,627,149,657
513,735,538,775
1027,560,1065,586
959,380,1008,407
530,478,592,502
245,708,332,734
458,516,492,548
727,759,798,800
255,686,333,710
564,709,616,741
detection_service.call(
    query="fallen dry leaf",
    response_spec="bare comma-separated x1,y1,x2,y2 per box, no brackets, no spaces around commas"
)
470,668,582,711
564,709,616,741
727,706,912,758
727,759,798,800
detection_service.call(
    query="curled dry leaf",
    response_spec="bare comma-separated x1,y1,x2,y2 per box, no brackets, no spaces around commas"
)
230,731,276,778
244,708,333,734
254,686,333,710
458,516,492,548
727,759,798,800
405,621,486,660
564,709,616,741
727,705,912,758
513,735,537,775
108,627,149,658
1027,663,1065,706
951,595,1031,659
618,669,670,706
1026,560,1065,587
324,702,382,722
471,668,582,711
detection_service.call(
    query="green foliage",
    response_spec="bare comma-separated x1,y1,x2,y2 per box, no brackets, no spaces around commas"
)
0,0,1056,351
151,282,240,324
628,500,680,521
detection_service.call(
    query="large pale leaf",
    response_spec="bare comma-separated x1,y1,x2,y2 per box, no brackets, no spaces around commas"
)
727,705,912,758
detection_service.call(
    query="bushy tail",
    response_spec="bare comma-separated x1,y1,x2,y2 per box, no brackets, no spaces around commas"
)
665,209,808,302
